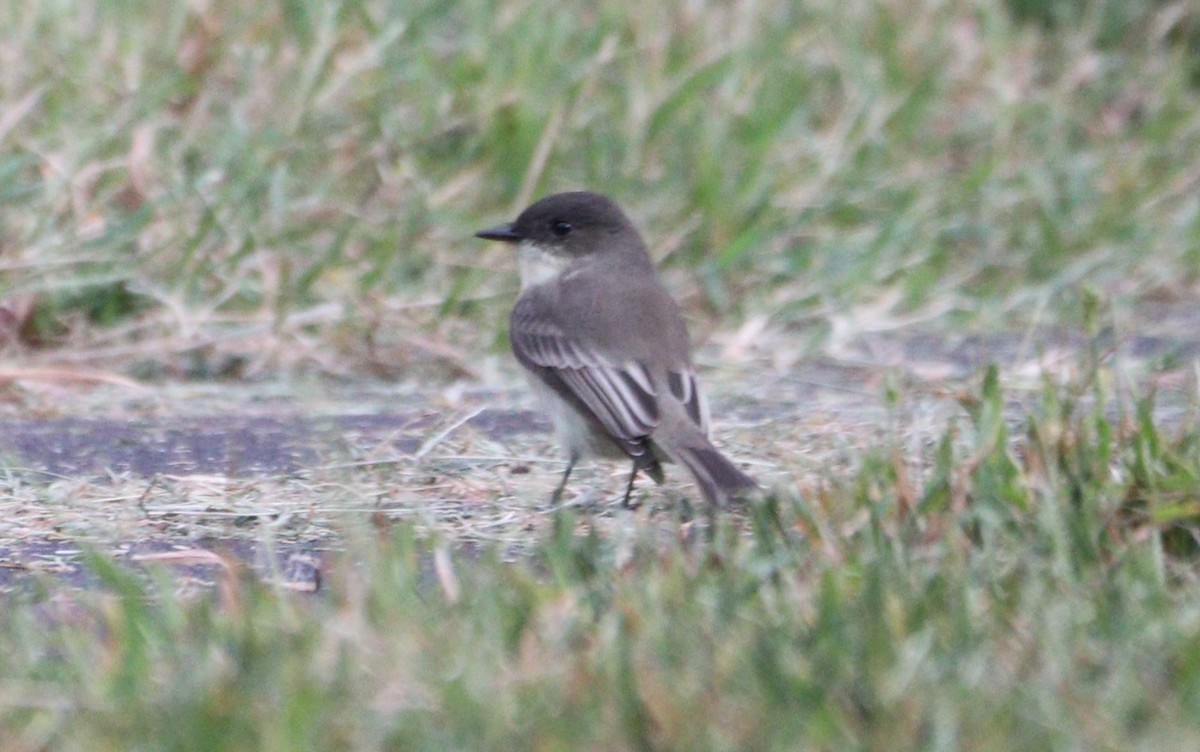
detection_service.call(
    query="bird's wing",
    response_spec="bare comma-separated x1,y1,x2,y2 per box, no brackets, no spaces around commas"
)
666,368,709,435
510,300,660,458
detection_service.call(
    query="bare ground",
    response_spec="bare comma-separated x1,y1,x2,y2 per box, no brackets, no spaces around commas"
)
1,323,1197,591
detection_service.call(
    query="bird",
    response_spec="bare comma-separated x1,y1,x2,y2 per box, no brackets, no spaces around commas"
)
475,191,757,507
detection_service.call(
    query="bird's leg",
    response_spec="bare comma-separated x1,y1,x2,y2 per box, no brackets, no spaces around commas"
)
621,462,640,509
551,452,579,504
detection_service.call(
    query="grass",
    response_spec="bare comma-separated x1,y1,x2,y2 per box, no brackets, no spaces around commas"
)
3,358,1200,750
2,0,1200,372
4,0,1200,748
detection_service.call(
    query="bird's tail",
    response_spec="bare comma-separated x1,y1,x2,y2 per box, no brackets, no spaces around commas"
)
671,439,758,507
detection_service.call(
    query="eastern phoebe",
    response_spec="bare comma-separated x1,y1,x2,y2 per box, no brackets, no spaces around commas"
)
476,191,757,507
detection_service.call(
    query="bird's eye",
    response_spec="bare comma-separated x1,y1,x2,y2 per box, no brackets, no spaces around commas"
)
550,220,572,237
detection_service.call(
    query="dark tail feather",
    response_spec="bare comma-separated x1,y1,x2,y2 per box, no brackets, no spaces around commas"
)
674,442,757,507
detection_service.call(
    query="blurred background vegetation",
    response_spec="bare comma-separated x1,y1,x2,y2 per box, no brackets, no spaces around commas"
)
2,0,1199,381
6,3,1200,749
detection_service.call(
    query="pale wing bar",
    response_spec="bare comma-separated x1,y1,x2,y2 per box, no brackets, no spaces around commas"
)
558,365,658,451
512,326,661,450
668,369,708,433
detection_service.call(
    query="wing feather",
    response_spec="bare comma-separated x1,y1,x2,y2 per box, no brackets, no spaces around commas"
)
668,369,708,433
511,305,660,454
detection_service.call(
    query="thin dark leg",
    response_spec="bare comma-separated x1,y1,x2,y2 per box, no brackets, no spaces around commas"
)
621,462,640,509
551,453,579,503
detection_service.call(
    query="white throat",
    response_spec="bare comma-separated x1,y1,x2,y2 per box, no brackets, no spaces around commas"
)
516,241,573,291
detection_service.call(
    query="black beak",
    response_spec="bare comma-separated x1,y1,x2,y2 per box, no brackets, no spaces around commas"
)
474,223,522,243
